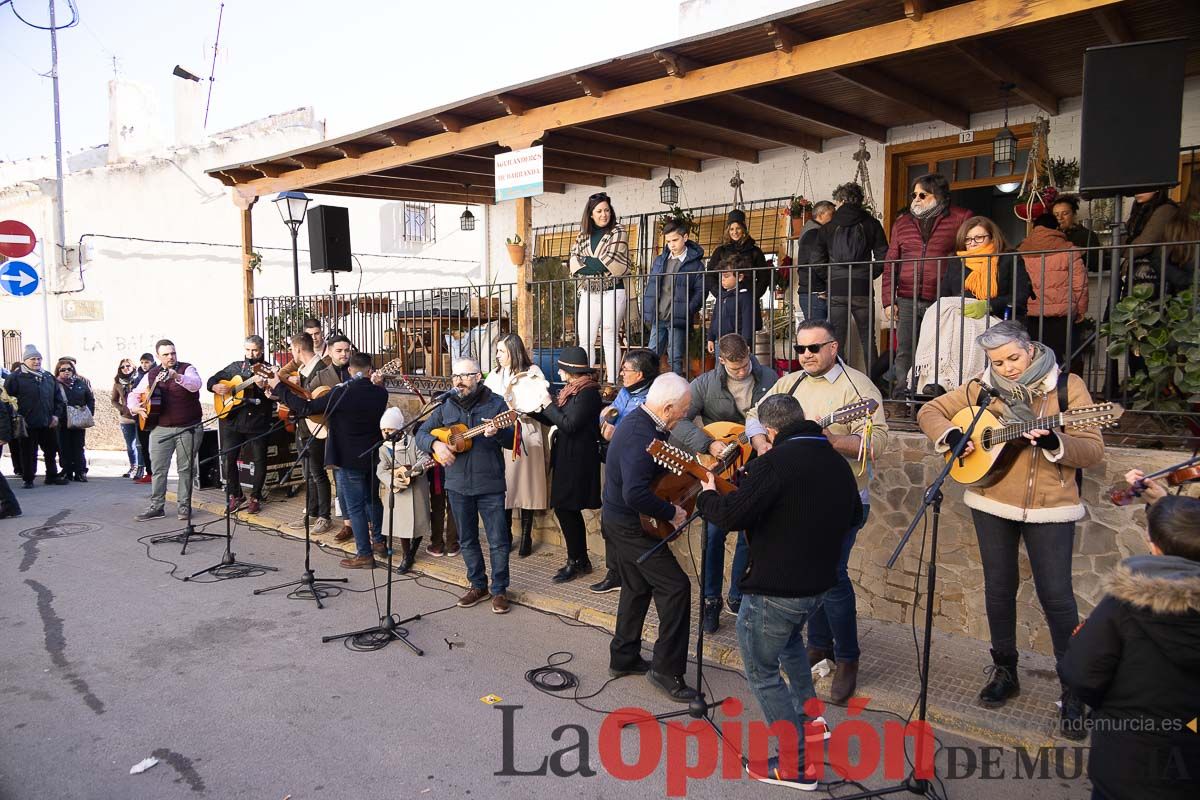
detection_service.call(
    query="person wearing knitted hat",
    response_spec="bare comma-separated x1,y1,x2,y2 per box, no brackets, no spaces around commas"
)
3,344,66,487
377,405,432,573
704,209,772,317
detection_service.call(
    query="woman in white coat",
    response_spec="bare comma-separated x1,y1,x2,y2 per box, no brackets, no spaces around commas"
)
377,406,433,574
483,333,550,557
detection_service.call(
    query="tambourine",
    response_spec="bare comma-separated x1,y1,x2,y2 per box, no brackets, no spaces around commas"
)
504,368,552,414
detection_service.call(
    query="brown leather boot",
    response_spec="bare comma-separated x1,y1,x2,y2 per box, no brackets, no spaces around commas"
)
334,522,354,542
831,660,859,704
339,554,376,569
807,646,834,668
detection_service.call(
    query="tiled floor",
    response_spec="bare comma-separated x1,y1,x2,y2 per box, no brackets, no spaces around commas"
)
185,483,1074,749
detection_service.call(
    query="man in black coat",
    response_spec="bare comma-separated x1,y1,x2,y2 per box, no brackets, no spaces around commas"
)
696,394,862,790
603,372,695,702
271,352,389,569
208,335,275,514
3,344,66,487
812,182,889,366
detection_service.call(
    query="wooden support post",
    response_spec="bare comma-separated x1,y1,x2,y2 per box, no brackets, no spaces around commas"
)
235,191,258,336
516,196,533,346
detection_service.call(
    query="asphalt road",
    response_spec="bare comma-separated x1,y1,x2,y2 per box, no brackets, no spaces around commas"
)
0,460,1095,799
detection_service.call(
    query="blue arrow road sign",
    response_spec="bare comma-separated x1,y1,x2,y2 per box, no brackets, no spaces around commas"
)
0,260,40,296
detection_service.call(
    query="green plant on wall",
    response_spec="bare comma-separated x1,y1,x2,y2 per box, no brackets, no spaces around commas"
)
264,303,315,355
1101,285,1200,411
532,255,571,347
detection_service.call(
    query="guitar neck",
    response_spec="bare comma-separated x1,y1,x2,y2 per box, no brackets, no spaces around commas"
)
993,414,1065,444
461,412,516,440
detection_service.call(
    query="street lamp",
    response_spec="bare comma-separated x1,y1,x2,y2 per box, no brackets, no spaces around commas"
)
460,183,476,231
993,83,1017,168
274,191,311,297
659,144,679,206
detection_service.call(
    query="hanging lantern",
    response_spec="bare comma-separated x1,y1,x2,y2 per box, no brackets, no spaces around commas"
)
993,84,1017,166
659,145,679,206
459,183,476,231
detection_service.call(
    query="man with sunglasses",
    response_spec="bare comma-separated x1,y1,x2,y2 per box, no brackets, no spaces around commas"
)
744,319,888,704
416,357,516,614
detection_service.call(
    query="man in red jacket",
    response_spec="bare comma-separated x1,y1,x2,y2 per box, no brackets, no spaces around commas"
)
883,173,972,397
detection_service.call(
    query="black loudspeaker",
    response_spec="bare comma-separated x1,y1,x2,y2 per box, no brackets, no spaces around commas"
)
1079,38,1187,198
196,428,221,489
307,205,352,272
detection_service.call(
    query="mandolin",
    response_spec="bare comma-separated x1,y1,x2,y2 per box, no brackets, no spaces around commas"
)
640,440,738,539
430,408,518,464
946,402,1123,485
387,453,437,492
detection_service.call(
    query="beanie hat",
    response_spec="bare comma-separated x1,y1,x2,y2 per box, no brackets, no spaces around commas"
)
726,209,747,227
380,406,406,430
22,344,42,361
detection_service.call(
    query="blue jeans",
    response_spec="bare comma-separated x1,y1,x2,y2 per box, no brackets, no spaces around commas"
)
335,467,383,558
797,293,828,322
448,490,510,595
646,321,687,375
703,522,749,602
807,504,869,661
120,422,139,468
737,593,825,765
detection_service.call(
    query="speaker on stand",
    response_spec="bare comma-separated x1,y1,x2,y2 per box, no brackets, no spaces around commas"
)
307,205,353,336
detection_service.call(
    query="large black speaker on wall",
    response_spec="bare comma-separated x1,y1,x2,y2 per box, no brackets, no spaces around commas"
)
307,205,352,272
1079,38,1187,198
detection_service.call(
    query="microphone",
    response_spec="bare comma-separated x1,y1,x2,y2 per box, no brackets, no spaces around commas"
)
975,380,1003,404
243,397,262,406
431,388,455,401
334,372,366,389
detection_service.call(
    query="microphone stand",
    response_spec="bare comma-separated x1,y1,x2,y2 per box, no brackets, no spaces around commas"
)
252,377,359,606
838,389,996,799
148,413,228,553
181,418,288,579
322,400,440,654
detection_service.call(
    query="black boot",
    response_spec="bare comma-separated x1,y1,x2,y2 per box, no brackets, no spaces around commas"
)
1059,686,1088,741
978,649,1020,708
552,559,593,584
401,536,421,573
0,502,21,519
518,511,534,558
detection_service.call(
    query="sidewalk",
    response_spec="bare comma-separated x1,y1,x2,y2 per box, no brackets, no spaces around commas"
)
177,480,1076,751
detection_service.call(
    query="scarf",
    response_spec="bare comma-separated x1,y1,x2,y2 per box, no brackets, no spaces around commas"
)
987,342,1057,422
556,376,599,408
958,242,1000,301
911,200,946,241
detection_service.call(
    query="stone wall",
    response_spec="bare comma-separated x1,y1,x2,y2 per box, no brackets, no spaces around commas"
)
529,431,1181,657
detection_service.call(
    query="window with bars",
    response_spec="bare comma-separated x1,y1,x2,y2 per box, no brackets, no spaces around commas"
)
381,202,436,251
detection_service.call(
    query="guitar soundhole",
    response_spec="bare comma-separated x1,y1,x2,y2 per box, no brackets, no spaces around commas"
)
980,429,993,450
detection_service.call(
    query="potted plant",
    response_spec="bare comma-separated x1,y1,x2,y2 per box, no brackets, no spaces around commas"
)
659,206,697,236
316,298,352,317
1102,286,1200,412
264,303,315,361
1048,157,1080,191
357,295,392,314
786,195,812,238
1014,184,1059,222
506,234,527,266
686,321,715,377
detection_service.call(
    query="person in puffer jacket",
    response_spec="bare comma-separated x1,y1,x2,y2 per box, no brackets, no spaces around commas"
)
883,173,972,396
1060,495,1200,800
1019,214,1088,372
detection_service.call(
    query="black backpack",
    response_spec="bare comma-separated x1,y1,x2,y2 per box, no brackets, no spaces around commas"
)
829,222,867,264
1057,371,1085,495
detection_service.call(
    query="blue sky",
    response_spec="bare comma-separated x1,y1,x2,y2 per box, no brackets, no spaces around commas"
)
1,0,693,162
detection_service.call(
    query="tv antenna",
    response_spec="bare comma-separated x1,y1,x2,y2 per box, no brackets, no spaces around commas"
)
203,2,225,128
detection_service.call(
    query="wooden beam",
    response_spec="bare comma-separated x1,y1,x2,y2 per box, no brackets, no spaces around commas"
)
368,171,567,195
292,154,326,170
543,133,701,171
516,197,533,344
837,66,971,129
380,128,410,147
325,175,501,198
250,163,293,178
238,198,257,337
219,0,1115,196
578,119,759,163
571,72,610,98
433,113,467,133
953,42,1059,115
544,168,606,188
763,21,799,53
904,0,929,21
333,142,370,159
734,87,888,141
308,184,496,205
543,151,652,180
1092,7,1132,43
653,49,700,78
494,93,531,116
651,105,823,152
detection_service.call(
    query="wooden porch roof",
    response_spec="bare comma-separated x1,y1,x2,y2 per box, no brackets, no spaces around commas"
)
206,0,1200,206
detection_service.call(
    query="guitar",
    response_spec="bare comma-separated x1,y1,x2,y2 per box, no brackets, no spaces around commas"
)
137,368,173,431
213,372,271,419
386,453,437,492
640,440,738,539
699,399,879,474
262,359,406,440
430,408,519,464
946,402,1124,485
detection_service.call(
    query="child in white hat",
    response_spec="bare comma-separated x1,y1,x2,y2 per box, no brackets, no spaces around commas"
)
377,406,432,572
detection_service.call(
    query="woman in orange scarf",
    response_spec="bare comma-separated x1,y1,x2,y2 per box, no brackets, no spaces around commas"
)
940,216,1031,321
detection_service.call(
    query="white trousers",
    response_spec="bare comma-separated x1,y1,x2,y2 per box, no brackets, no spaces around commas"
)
576,287,627,382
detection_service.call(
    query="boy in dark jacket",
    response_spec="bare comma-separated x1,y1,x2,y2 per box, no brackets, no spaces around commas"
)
1060,495,1200,800
708,252,762,351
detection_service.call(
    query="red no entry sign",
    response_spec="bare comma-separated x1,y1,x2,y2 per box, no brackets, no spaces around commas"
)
0,220,36,259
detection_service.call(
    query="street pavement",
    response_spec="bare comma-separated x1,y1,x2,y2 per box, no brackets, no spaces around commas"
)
0,454,1095,799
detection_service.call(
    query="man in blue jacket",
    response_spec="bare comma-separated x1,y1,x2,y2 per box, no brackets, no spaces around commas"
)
417,357,516,614
641,220,705,375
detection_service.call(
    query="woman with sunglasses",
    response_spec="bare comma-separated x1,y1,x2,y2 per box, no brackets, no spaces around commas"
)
917,320,1103,739
111,358,141,478
883,174,972,397
569,192,631,383
54,359,94,483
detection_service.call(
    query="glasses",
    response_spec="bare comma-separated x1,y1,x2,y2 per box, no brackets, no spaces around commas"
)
619,366,640,374
911,191,930,200
794,341,835,354
964,234,993,245
57,368,73,374
451,372,479,380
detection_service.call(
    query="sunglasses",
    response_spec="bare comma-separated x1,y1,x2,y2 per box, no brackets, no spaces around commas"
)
794,341,835,354
911,191,931,200
57,368,73,374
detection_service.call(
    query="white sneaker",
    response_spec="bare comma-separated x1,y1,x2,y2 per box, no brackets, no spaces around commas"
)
746,756,818,790
312,517,332,534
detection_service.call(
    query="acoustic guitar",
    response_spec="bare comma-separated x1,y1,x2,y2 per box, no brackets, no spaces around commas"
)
213,372,271,419
386,453,437,492
137,368,173,431
430,408,518,464
946,402,1123,485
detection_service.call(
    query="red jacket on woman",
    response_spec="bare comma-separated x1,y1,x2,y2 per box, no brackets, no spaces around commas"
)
1019,226,1088,320
883,206,972,305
